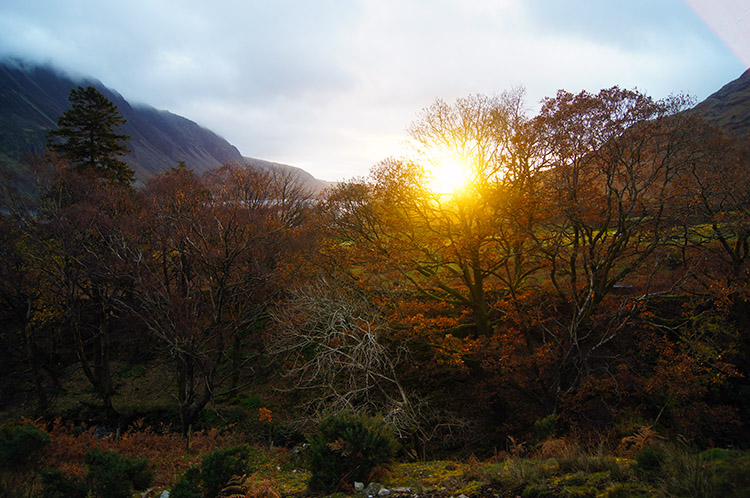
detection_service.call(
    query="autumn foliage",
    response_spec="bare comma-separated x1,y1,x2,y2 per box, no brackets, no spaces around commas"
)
1,84,750,484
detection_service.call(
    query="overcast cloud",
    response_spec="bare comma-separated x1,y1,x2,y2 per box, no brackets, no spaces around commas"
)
0,0,747,180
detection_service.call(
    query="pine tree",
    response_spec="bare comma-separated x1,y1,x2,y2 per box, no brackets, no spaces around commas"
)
48,85,134,184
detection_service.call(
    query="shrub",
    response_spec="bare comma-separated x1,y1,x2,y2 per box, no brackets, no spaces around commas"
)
635,445,666,473
307,412,397,493
170,466,202,498
0,422,50,469
171,445,251,498
533,414,559,442
40,468,88,498
84,448,153,498
200,444,251,498
0,423,51,496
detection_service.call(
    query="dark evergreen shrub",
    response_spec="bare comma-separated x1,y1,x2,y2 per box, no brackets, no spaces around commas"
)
307,412,397,493
171,445,251,498
128,455,154,490
533,414,559,442
84,448,153,498
41,468,88,498
635,445,666,472
0,423,50,469
199,444,251,498
169,466,202,498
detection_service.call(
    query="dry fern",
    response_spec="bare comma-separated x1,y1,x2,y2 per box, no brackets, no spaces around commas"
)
328,437,352,456
246,480,281,498
536,438,570,459
368,463,393,483
507,435,527,457
619,425,662,456
219,474,281,498
220,474,249,498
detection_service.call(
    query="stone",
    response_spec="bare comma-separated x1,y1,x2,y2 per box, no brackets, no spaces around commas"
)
378,488,391,497
365,482,383,495
355,482,365,492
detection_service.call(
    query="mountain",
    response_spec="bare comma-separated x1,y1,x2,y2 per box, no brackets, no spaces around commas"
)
243,156,333,192
0,59,331,193
692,68,750,139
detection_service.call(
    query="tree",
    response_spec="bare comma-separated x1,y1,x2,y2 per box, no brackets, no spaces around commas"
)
0,213,52,415
30,164,138,421
678,127,750,288
271,277,410,415
270,276,456,459
524,87,703,411
324,91,541,337
129,164,311,432
0,154,139,420
48,86,133,185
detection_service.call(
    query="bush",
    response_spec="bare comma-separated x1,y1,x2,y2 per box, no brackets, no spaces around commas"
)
533,414,559,442
200,444,251,498
635,445,666,473
0,422,50,469
41,468,88,498
84,448,153,498
0,423,51,496
170,466,202,498
170,445,251,498
307,412,397,493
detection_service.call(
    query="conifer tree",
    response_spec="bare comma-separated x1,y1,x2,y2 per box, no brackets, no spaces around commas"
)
48,85,134,184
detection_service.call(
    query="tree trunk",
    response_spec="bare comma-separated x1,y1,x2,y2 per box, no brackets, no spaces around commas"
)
24,317,48,415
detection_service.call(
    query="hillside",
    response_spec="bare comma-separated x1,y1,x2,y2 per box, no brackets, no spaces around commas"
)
0,59,331,193
692,68,750,139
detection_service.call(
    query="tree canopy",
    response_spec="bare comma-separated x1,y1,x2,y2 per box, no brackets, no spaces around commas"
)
3,83,750,456
48,85,134,184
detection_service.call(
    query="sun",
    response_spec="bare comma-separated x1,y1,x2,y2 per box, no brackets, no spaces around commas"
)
426,151,471,194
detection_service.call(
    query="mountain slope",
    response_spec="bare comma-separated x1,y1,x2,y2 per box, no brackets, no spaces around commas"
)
244,156,333,192
0,59,331,193
692,68,750,139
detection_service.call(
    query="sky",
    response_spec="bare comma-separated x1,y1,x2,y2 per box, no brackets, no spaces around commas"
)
0,0,748,182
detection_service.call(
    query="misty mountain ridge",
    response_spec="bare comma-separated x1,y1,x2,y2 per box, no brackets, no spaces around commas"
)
1,58,748,196
0,58,332,194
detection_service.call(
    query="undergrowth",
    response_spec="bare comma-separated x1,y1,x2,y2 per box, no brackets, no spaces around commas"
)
2,419,750,497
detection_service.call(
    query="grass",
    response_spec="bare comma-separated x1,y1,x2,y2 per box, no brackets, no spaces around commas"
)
3,357,749,498
303,443,750,498
5,419,750,498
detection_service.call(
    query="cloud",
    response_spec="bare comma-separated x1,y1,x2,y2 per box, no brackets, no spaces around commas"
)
0,0,745,181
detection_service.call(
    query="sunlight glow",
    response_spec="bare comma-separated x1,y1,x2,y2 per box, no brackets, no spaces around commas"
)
426,151,472,195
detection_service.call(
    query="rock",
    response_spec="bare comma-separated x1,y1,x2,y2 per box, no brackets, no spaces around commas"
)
378,488,391,497
365,482,383,495
355,482,365,492
93,426,113,439
159,491,170,498
390,487,411,494
458,495,469,498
